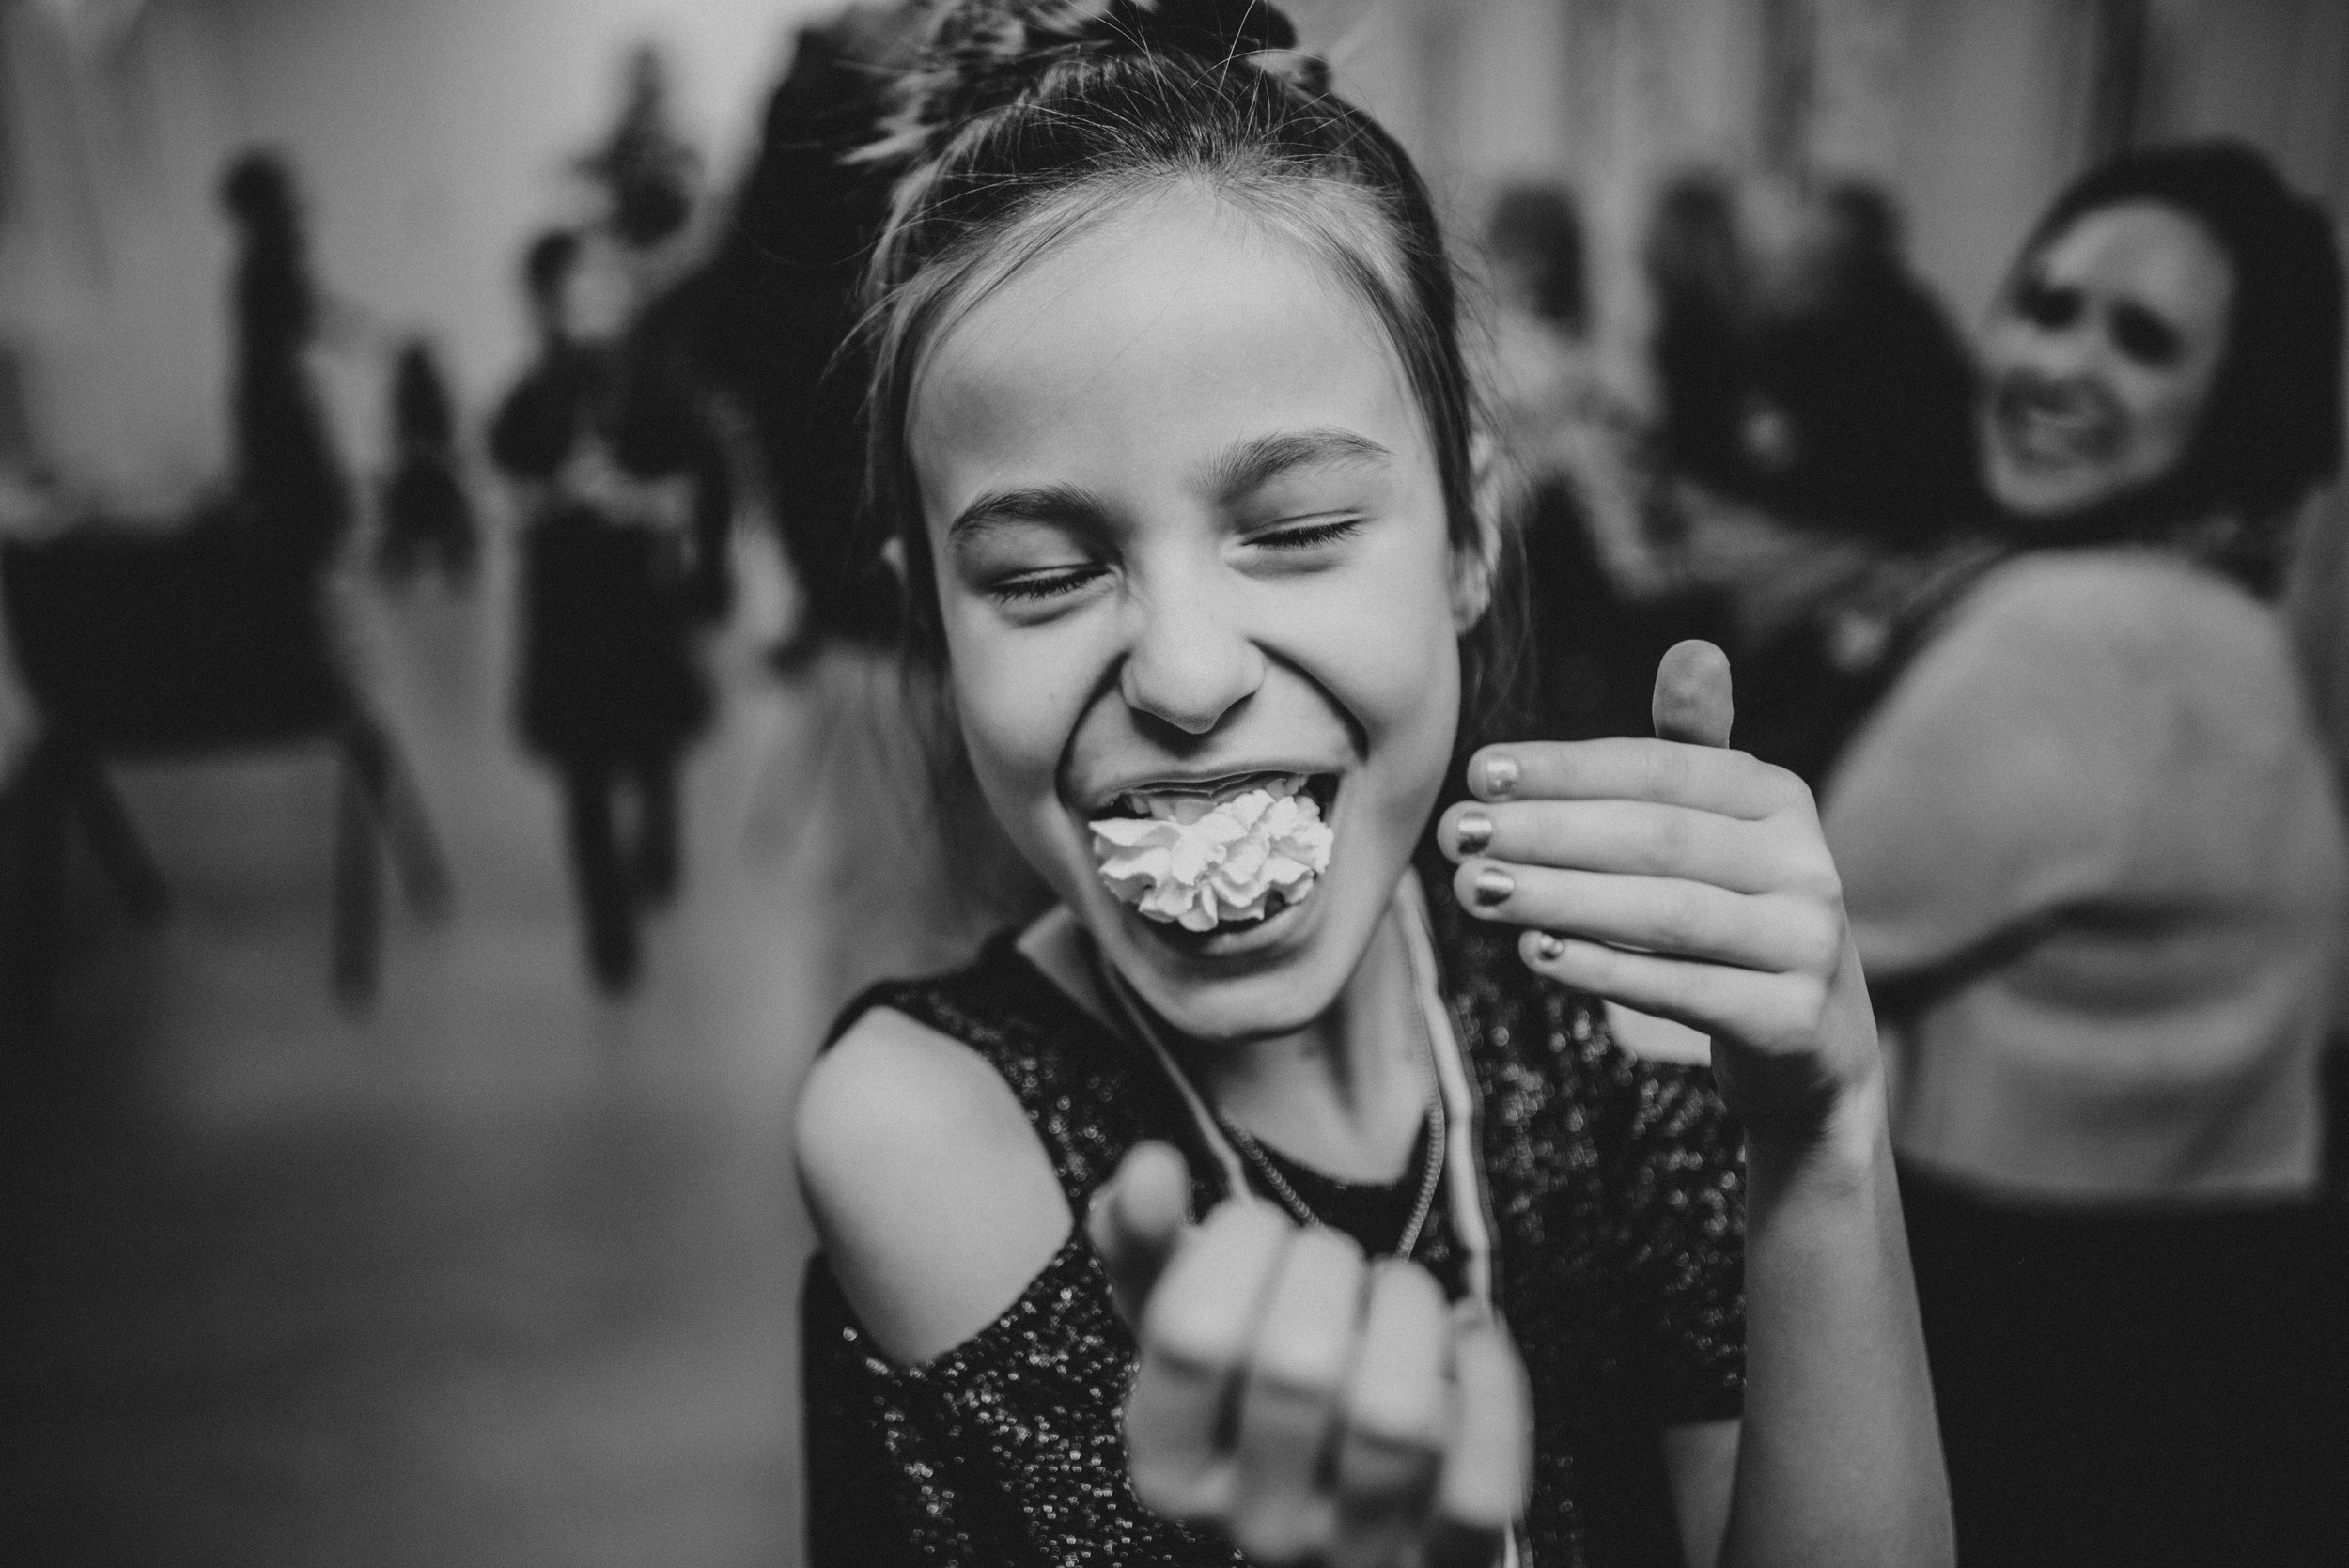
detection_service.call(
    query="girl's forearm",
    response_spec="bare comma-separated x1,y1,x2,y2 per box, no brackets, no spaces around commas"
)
1722,1078,1954,1568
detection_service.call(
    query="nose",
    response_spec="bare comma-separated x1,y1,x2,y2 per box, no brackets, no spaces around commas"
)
2008,311,2099,384
1119,575,1267,736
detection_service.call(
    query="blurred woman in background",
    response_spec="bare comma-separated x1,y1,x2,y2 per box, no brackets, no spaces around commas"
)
1819,141,2349,1566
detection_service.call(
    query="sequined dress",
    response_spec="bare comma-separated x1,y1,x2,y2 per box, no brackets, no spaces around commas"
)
802,877,1746,1567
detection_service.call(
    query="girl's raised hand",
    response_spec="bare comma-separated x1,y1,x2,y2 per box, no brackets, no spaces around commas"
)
1087,1142,1531,1568
1439,641,1882,1158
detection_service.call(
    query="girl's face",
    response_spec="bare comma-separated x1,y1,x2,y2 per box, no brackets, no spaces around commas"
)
909,194,1476,1041
1979,201,2234,521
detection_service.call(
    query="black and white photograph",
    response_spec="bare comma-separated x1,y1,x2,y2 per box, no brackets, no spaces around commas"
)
4,2,2346,1564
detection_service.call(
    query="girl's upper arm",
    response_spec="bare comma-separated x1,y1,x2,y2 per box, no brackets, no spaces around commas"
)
794,1007,1075,1366
1661,1418,1739,1568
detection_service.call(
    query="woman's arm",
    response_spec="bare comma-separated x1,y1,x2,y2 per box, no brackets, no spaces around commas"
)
1444,641,1952,1568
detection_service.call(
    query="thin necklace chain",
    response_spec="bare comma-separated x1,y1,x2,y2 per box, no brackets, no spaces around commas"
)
1081,924,1450,1263
1218,1086,1445,1262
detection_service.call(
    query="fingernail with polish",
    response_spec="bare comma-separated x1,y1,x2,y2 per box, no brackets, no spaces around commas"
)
1532,931,1565,961
1454,813,1493,855
1472,867,1515,907
1483,754,1519,797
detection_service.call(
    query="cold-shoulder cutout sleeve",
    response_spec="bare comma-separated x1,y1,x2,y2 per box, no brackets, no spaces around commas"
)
802,1233,1243,1567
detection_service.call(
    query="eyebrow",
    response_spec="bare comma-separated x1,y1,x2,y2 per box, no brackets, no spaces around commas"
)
946,482,1111,544
1211,427,1393,500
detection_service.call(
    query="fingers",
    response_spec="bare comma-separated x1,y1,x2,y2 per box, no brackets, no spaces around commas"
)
1438,798,1813,896
1228,1228,1369,1561
1455,861,1843,975
1328,1262,1451,1568
1423,1311,1532,1568
1464,736,1802,821
1128,1200,1291,1520
1087,1141,1192,1329
1517,928,1835,1056
1651,638,1735,748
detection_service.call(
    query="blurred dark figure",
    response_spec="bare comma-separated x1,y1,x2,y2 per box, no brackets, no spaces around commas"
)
373,339,479,586
1641,170,1988,784
690,4,920,668
579,41,737,621
2,151,447,1021
578,44,703,254
1480,180,1714,745
221,149,352,567
491,228,714,994
1822,141,2349,1568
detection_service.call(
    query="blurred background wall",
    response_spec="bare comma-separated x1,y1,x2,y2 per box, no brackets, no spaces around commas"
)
6,0,2346,493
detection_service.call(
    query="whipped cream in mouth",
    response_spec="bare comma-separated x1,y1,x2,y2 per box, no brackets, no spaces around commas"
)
1088,773,1337,933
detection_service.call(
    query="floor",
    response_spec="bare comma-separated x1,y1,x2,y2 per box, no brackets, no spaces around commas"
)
1,530,1034,1566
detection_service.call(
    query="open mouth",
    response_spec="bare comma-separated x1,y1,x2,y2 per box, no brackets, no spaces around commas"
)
1994,380,2120,468
1088,772,1339,934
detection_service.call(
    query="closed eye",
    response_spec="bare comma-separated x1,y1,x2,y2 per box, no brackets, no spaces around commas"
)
1252,516,1365,551
989,563,1106,603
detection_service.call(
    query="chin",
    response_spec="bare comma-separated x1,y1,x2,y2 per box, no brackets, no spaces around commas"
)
1987,455,2109,524
1081,864,1383,1044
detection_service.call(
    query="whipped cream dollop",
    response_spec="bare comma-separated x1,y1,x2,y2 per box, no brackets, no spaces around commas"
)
1090,779,1335,932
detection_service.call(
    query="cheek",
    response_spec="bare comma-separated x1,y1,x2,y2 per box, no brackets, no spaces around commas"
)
2120,370,2212,471
1308,531,1466,769
941,601,1093,836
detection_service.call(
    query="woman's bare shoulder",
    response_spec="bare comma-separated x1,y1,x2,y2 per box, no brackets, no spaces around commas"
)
795,1004,1075,1366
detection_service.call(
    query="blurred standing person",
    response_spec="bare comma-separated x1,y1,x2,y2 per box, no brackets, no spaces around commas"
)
490,228,714,993
1820,142,2349,1566
221,150,352,567
690,4,921,669
374,339,479,587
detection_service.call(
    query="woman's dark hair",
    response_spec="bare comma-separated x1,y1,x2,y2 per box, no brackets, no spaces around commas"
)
1486,181,1589,337
2012,139,2344,530
857,0,1517,732
1646,170,1985,550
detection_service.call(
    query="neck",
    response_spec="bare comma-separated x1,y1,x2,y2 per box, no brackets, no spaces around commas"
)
1023,900,1433,1185
1193,908,1426,1181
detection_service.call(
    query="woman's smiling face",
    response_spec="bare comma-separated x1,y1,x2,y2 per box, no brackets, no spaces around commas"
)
1980,200,2234,521
908,192,1474,1040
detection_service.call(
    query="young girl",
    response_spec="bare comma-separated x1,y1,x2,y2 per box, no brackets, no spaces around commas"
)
794,3,1950,1564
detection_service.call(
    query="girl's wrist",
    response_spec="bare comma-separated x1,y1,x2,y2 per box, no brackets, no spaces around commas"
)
1741,1065,1890,1198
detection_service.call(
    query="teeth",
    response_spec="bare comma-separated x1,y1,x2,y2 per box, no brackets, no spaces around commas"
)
1114,774,1308,819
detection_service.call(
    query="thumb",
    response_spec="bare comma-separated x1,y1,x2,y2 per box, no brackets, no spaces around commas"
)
1652,639,1735,750
1086,1141,1192,1329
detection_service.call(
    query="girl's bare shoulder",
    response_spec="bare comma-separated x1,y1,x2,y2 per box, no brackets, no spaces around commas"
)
795,1002,1074,1364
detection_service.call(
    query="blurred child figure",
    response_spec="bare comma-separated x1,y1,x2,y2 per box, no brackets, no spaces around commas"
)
374,340,479,587
221,149,352,569
490,227,713,993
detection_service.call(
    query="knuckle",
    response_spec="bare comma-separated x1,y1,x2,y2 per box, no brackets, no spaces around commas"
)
1652,892,1705,952
1788,907,1843,973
